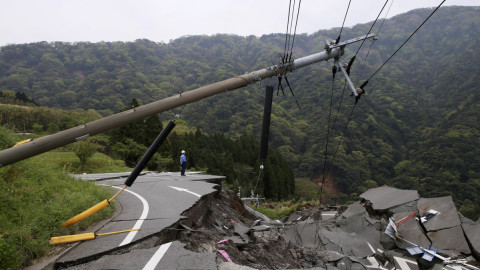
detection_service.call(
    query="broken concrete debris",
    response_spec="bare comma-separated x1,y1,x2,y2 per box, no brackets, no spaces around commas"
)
359,186,419,212
417,196,461,231
463,223,480,260
57,186,480,269
197,186,478,269
392,211,431,250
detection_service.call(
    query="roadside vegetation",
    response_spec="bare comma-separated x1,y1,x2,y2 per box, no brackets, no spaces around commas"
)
43,151,129,174
0,127,119,269
249,179,318,220
250,177,343,220
251,201,315,220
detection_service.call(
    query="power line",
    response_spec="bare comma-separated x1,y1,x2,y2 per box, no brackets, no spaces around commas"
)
365,0,446,83
278,0,303,109
336,0,352,44
288,0,302,62
354,0,389,56
330,101,358,166
376,0,396,36
287,0,296,59
319,65,337,204
282,0,293,63
282,0,303,63
356,0,396,84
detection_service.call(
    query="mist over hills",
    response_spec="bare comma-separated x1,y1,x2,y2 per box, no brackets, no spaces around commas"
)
1,6,479,218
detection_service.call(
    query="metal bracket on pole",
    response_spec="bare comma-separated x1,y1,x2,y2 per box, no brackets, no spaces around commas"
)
336,60,358,97
328,33,376,50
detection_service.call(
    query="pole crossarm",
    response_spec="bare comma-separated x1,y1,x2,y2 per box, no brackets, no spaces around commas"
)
326,33,376,51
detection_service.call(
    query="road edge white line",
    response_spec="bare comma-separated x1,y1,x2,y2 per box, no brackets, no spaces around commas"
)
168,185,201,197
111,186,150,246
367,241,376,254
142,242,172,270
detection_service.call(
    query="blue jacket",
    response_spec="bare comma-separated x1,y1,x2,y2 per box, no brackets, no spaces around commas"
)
180,154,187,163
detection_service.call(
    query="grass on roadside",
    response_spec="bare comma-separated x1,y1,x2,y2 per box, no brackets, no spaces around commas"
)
0,153,118,269
40,151,130,174
251,200,321,220
249,178,324,220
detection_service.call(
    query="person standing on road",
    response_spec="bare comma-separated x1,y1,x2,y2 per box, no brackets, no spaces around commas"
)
180,150,187,176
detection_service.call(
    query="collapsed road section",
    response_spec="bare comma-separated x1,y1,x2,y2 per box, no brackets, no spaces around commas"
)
51,172,223,269
50,175,479,269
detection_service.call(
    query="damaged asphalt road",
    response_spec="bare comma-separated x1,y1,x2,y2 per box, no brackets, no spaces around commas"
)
47,174,479,270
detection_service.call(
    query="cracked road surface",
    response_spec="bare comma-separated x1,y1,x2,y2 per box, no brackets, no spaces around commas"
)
55,172,223,269
48,177,479,270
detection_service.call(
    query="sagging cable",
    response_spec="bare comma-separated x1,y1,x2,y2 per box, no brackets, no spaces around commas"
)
277,76,285,96
283,76,301,110
366,0,445,82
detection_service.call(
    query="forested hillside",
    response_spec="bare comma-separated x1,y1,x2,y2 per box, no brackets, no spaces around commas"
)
1,6,479,218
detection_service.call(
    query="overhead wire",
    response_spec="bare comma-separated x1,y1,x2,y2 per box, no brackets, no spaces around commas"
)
313,1,446,243
288,0,302,62
326,0,356,137
318,0,390,207
278,0,303,108
287,0,296,61
283,0,293,63
365,0,446,83
327,0,446,187
336,0,352,44
330,81,348,135
326,0,391,161
319,65,337,205
314,9,356,254
282,0,302,63
330,99,357,166
376,0,395,36
354,0,390,56
328,0,390,136
318,0,356,206
355,0,395,84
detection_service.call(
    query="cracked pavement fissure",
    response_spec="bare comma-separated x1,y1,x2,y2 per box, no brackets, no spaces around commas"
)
51,174,479,270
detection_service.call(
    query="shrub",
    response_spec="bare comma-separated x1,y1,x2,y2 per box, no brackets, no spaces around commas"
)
73,138,99,168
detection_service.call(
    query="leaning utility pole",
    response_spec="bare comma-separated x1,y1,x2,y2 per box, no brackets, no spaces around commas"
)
0,34,374,167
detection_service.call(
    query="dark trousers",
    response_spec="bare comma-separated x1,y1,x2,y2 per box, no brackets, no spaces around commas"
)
181,162,186,175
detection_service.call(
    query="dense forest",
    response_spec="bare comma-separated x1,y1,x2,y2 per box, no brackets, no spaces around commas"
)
0,7,479,218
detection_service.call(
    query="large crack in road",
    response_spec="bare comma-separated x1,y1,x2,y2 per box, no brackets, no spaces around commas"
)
48,176,479,270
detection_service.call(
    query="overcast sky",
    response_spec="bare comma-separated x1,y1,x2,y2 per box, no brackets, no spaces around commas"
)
0,0,478,46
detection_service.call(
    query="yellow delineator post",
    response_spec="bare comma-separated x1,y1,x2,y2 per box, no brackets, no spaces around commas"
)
50,228,139,245
13,138,33,147
61,185,126,228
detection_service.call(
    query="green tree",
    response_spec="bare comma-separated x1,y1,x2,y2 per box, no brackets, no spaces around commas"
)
74,138,99,168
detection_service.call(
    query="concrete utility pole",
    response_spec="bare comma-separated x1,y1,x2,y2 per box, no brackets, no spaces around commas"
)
0,34,374,167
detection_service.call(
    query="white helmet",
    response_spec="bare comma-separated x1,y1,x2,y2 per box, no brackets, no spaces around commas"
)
181,150,185,154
